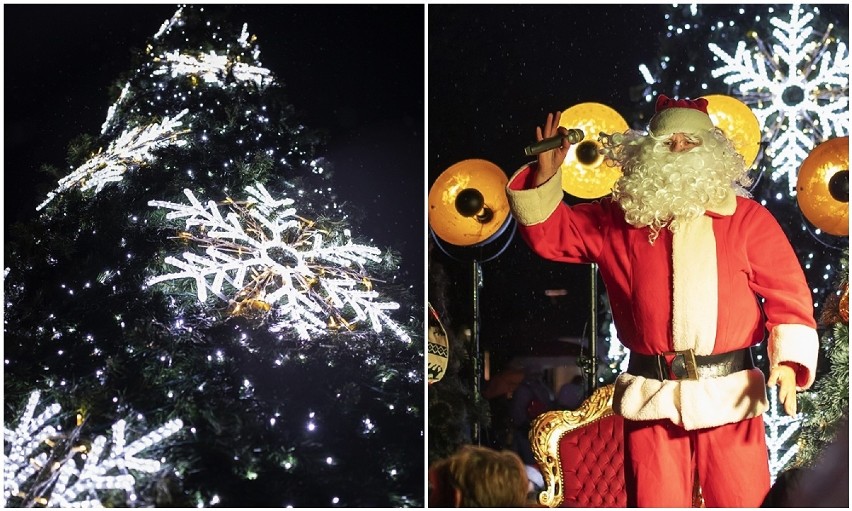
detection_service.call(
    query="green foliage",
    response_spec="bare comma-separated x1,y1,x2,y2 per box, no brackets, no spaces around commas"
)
797,251,849,467
66,133,99,168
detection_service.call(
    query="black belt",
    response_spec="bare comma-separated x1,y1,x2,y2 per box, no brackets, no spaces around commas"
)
627,347,755,381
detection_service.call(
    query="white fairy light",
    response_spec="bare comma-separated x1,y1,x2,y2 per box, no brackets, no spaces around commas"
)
3,391,182,507
708,3,849,194
147,183,410,342
638,63,655,85
37,110,190,211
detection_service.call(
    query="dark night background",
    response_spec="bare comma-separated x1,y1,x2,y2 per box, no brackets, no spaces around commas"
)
4,3,423,282
429,4,663,369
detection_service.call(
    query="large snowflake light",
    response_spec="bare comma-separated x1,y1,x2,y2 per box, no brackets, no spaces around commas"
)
37,110,190,211
3,390,183,507
147,183,410,342
709,3,849,194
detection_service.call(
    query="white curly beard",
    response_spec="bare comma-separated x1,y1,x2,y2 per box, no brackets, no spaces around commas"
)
610,129,751,242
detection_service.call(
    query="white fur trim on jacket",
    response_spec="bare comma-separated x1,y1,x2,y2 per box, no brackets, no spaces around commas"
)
613,368,769,431
671,215,718,355
768,323,820,389
505,165,564,226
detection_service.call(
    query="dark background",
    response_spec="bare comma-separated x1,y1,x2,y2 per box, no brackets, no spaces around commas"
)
429,4,662,369
4,4,424,287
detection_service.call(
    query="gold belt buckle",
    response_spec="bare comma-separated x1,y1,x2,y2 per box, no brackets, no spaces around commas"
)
659,349,699,380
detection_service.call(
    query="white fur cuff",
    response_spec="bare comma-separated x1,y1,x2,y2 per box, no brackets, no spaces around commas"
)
768,324,820,389
505,164,564,226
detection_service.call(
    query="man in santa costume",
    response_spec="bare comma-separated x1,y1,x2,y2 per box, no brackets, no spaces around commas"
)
505,95,819,507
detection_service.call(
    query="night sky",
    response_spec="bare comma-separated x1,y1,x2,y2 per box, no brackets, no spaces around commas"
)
4,3,424,289
429,4,663,365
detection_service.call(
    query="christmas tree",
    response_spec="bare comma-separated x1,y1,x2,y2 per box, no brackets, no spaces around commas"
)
4,5,423,507
797,250,848,466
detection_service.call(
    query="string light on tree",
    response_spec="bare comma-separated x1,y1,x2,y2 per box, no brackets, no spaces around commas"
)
708,3,849,195
147,183,410,342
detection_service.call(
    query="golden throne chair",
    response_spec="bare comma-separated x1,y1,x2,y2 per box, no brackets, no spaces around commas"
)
529,384,626,507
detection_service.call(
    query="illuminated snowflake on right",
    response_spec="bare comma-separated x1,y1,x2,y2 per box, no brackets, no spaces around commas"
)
708,3,849,195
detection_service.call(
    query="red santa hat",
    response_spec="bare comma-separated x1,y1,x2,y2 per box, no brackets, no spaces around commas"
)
648,94,715,136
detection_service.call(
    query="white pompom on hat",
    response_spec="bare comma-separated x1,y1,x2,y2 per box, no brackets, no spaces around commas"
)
648,94,715,136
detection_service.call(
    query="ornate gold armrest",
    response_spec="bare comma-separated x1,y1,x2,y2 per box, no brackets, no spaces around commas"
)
529,384,616,507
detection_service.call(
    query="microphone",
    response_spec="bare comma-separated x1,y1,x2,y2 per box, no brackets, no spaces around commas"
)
524,128,585,156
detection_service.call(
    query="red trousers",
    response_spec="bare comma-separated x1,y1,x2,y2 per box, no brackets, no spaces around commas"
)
624,416,770,507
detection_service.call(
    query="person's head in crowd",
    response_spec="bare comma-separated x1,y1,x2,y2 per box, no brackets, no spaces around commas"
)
436,444,529,507
428,456,457,507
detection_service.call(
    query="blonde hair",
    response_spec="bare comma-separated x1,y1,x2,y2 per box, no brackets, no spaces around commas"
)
445,445,529,507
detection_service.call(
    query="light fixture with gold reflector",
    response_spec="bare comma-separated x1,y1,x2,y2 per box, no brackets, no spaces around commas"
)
796,136,849,237
557,102,628,199
704,94,762,170
428,158,511,247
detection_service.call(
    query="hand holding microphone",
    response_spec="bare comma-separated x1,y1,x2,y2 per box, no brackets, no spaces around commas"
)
530,112,582,187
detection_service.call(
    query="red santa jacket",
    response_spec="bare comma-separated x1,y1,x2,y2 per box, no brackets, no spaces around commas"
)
506,163,818,430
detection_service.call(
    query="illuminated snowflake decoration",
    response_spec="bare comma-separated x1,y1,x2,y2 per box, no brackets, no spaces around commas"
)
709,3,849,194
3,390,183,507
763,389,803,484
147,183,410,342
37,109,190,211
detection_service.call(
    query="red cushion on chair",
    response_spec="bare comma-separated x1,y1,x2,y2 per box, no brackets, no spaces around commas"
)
557,413,626,507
